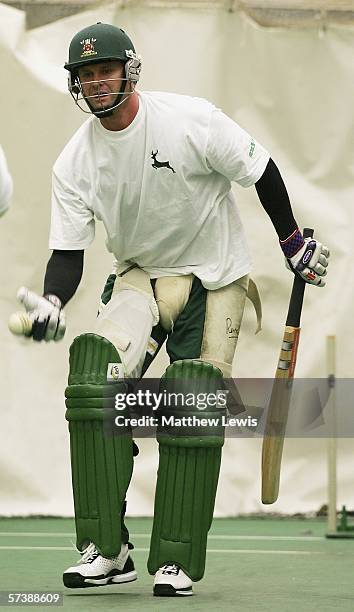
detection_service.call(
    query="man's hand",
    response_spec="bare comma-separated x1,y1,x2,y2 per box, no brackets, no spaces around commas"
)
280,229,330,287
17,287,66,341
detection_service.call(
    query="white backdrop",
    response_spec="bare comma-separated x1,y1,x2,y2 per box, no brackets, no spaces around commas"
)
0,2,353,516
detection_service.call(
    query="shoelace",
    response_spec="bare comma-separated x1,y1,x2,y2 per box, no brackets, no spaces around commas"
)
78,542,128,565
78,542,99,565
162,564,179,576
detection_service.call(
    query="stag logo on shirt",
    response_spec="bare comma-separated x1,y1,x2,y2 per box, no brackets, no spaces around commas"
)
151,150,175,173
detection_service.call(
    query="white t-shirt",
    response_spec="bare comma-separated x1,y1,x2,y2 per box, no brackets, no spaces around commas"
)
50,91,269,289
0,145,13,216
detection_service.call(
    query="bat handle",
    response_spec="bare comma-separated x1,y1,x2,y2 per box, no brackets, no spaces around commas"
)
286,227,314,328
303,228,314,239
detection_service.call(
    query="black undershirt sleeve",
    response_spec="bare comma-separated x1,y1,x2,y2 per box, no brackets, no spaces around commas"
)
255,158,298,241
43,249,84,306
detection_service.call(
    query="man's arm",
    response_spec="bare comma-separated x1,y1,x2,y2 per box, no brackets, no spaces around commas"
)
205,109,329,285
255,159,329,286
14,250,84,342
255,158,297,241
0,145,13,217
44,249,84,305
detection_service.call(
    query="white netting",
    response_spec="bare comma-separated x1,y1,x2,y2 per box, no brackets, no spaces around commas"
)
237,0,354,27
2,0,354,28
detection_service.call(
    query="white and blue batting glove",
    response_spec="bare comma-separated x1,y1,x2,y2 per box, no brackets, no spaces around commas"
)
280,229,330,287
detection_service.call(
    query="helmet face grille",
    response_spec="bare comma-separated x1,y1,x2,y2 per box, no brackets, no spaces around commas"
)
65,23,136,72
68,70,136,118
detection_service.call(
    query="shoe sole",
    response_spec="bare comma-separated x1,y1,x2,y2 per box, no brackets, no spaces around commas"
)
63,570,137,589
153,584,193,597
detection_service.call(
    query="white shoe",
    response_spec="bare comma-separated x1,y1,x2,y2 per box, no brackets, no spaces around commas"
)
153,564,193,597
63,542,137,588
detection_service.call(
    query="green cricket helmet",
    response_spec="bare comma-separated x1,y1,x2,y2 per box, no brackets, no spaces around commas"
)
64,22,141,117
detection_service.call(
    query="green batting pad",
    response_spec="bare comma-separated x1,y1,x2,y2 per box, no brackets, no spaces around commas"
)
148,359,226,581
65,334,133,558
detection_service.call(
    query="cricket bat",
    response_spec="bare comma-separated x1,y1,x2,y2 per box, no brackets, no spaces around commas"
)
261,228,314,504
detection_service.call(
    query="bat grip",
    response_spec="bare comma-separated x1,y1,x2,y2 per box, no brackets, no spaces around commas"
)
303,227,314,240
286,227,314,328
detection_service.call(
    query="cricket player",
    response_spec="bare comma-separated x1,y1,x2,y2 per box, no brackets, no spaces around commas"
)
16,23,329,596
0,145,13,216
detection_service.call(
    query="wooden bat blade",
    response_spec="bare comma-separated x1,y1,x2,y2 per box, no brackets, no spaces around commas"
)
261,326,300,503
261,227,313,505
262,437,285,504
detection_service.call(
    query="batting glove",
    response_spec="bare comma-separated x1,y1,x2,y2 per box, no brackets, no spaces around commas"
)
17,287,66,341
280,229,330,287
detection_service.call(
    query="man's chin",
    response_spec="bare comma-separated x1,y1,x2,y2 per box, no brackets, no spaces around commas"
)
91,96,114,110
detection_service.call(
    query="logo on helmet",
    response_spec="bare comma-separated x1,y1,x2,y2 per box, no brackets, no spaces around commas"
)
80,38,97,58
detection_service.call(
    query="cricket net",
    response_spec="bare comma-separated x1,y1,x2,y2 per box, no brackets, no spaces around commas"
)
2,0,354,29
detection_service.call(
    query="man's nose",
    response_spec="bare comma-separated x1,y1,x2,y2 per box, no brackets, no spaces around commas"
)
91,77,102,89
